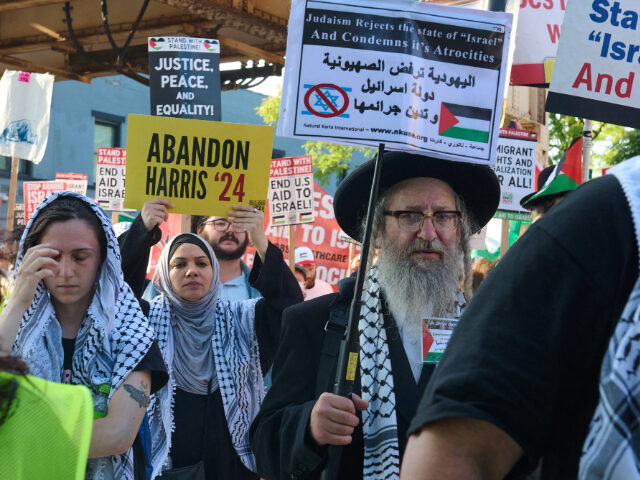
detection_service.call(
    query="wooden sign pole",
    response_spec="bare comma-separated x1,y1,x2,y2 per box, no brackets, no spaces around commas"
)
288,225,296,273
111,211,119,225
500,219,510,258
5,157,20,232
347,242,355,276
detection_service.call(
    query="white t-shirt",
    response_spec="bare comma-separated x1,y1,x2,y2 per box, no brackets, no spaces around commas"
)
303,279,334,300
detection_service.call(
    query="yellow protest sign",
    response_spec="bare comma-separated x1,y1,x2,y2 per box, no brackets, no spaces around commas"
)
124,114,274,216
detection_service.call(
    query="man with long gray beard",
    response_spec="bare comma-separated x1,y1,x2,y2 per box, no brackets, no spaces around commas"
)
250,152,500,480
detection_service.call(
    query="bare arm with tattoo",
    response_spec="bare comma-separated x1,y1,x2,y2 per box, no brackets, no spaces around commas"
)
88,370,151,458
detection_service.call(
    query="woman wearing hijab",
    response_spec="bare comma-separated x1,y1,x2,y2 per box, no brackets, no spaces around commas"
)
0,192,168,479
118,198,303,479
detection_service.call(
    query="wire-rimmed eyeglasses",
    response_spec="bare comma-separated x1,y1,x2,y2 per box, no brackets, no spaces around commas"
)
383,210,461,232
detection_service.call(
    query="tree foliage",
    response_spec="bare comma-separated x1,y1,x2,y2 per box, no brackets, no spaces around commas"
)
255,88,374,185
548,113,640,170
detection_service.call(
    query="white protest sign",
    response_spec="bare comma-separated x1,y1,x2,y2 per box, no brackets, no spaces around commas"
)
492,128,537,221
56,172,88,195
279,0,512,165
511,0,566,85
0,70,54,164
269,155,315,226
23,180,67,221
546,0,640,129
96,147,130,210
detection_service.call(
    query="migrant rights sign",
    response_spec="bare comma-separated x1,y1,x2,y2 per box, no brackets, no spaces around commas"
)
269,155,315,226
96,147,129,210
492,128,537,222
124,114,274,216
546,0,640,129
0,70,54,164
56,172,88,195
279,0,512,165
148,36,221,121
511,0,567,86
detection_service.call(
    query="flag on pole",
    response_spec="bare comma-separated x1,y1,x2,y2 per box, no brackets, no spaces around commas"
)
525,136,583,204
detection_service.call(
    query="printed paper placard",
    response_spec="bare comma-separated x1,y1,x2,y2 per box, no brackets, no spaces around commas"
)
148,36,221,121
279,0,512,165
492,128,537,219
56,172,88,195
96,147,131,211
546,0,640,129
23,180,67,221
269,155,315,226
124,114,274,216
422,317,459,364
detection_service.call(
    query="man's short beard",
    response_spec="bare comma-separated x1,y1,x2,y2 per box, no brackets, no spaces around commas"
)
212,234,249,260
377,237,463,332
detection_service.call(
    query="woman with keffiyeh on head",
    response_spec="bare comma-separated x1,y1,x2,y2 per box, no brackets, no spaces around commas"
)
117,198,303,480
0,191,169,480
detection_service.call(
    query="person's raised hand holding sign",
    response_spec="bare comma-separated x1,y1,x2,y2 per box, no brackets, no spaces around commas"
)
227,205,268,262
141,198,175,232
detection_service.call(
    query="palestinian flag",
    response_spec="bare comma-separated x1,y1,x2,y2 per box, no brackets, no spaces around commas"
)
527,136,583,204
439,103,492,143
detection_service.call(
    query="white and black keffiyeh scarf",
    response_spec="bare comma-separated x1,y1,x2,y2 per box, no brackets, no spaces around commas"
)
147,234,264,476
11,191,155,480
359,264,464,480
580,157,640,479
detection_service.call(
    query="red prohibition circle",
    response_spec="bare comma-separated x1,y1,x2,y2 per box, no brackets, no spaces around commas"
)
303,83,349,118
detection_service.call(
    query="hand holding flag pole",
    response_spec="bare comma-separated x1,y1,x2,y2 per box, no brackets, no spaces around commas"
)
320,143,385,480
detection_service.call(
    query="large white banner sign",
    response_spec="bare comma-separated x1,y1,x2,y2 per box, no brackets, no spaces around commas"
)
0,70,54,164
279,0,512,165
546,0,640,129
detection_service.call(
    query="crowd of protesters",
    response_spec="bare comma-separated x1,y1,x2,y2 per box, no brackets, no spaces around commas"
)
0,148,639,480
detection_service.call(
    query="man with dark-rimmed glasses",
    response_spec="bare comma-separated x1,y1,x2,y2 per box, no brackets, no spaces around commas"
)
250,151,500,480
190,214,263,301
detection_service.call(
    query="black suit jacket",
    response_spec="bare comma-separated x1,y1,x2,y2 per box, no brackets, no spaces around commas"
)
250,278,436,480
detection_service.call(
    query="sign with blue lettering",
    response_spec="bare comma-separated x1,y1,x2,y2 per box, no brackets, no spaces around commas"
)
148,37,221,121
546,0,640,128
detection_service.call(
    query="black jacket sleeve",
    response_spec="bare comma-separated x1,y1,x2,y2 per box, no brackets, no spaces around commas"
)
117,214,161,300
249,242,304,373
250,298,332,480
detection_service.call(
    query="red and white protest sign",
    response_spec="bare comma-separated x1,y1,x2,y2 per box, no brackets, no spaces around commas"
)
96,147,129,210
511,0,566,85
23,181,67,221
56,172,88,195
245,182,360,292
269,155,315,226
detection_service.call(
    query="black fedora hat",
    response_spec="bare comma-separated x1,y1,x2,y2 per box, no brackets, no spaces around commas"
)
334,151,500,241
